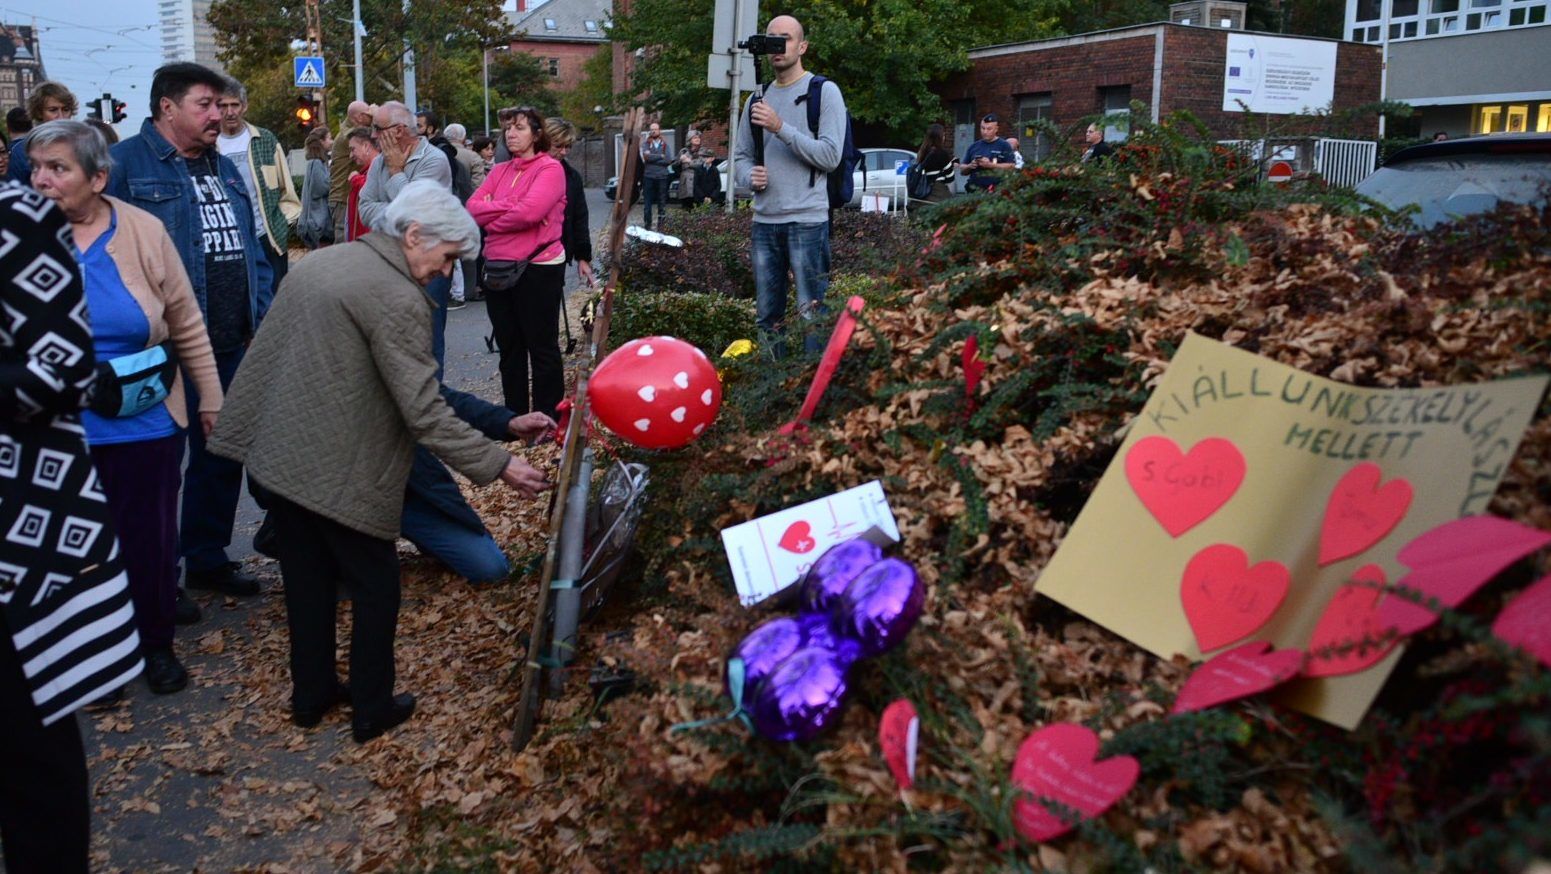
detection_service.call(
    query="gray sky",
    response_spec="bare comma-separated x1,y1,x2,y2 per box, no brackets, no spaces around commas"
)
6,0,525,135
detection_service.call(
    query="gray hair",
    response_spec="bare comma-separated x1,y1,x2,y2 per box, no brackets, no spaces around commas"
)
381,180,479,259
26,119,113,180
220,76,247,104
443,123,467,144
376,101,414,129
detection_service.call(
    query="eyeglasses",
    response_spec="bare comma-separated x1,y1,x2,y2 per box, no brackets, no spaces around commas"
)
373,122,405,133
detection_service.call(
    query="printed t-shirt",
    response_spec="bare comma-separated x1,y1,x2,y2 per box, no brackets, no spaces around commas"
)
186,153,252,352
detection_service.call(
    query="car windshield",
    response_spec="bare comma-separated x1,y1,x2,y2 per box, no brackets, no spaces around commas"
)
1356,153,1551,229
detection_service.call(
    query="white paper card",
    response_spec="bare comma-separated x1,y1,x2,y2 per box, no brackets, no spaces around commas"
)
721,480,901,606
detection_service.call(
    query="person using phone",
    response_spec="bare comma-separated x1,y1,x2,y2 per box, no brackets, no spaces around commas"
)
961,113,1016,193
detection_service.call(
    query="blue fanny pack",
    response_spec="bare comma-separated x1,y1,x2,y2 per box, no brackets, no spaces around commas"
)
89,342,178,418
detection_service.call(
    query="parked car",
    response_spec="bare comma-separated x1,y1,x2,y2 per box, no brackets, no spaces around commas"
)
604,158,752,203
1354,133,1551,229
605,149,922,209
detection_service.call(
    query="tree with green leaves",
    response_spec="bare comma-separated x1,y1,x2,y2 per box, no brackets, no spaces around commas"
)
206,0,507,146
610,0,1065,138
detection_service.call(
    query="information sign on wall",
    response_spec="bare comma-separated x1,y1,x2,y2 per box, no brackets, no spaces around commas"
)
1222,34,1336,115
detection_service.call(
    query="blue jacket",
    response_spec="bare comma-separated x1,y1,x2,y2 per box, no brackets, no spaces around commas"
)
105,119,275,329
407,385,515,531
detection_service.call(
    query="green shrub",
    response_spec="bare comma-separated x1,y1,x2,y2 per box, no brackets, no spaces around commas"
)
606,289,756,355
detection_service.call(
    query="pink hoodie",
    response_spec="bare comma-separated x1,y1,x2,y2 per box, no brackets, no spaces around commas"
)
466,152,567,262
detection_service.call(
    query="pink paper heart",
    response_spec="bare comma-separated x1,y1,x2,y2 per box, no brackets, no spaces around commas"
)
1011,723,1139,843
1492,573,1551,669
1125,436,1246,537
1318,463,1414,566
1172,641,1305,714
1378,516,1551,637
1304,565,1397,678
1180,544,1290,653
878,699,919,791
778,521,816,554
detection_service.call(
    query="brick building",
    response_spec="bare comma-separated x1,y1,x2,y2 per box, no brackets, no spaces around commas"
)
0,24,46,112
506,0,611,97
939,21,1381,163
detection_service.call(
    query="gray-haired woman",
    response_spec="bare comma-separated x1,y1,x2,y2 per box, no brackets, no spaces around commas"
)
29,119,224,696
208,180,551,743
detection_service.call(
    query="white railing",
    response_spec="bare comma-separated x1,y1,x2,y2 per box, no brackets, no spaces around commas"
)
1314,138,1378,188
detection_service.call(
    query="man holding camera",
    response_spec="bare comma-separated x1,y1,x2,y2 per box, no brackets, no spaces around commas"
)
733,15,846,356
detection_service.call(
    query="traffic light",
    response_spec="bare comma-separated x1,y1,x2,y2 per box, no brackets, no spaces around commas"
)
87,101,103,122
294,94,317,131
111,99,127,124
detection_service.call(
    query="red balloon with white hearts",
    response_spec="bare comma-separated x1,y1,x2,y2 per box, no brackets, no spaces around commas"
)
588,336,723,449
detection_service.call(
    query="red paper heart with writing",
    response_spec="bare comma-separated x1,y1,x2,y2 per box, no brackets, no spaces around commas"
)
1172,641,1305,714
1304,565,1398,678
1492,572,1551,669
1125,436,1246,538
778,521,816,554
1011,723,1139,843
878,699,920,791
1378,516,1551,636
1180,544,1290,653
1318,463,1414,566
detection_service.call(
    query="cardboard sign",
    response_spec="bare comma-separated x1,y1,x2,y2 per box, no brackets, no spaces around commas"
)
721,481,901,606
1036,333,1547,729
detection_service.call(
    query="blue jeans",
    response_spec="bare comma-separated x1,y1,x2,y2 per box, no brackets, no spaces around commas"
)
400,492,510,583
425,274,450,376
752,220,831,356
181,345,246,573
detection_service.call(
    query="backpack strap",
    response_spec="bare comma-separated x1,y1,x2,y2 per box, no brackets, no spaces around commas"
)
804,75,826,188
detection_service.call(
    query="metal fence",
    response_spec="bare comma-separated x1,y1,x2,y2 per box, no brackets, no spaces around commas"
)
1314,138,1378,189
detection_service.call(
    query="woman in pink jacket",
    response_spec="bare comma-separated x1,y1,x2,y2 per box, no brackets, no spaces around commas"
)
467,107,567,418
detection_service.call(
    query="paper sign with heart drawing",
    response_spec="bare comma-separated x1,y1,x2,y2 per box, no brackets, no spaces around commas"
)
720,480,902,606
1036,333,1547,729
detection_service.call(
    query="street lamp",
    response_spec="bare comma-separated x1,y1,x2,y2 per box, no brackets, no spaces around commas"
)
482,44,510,136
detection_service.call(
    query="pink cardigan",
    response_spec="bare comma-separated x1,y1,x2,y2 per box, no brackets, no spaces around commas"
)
466,152,566,262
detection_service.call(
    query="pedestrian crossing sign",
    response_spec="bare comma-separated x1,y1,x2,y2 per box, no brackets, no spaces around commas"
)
294,57,325,88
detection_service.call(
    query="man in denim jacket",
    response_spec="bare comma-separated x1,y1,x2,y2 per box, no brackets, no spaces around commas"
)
107,62,274,611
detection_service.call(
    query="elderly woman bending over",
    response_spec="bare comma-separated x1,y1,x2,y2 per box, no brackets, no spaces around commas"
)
29,120,223,696
208,181,551,743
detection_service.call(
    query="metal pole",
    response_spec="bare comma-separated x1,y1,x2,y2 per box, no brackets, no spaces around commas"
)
483,48,490,136
724,0,741,211
402,0,417,110
1378,1,1391,139
353,0,364,104
548,447,594,694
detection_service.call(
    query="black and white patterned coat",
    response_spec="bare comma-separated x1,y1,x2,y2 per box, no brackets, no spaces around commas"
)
0,184,142,725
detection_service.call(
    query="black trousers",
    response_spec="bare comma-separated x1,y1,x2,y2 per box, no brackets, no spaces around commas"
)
0,631,89,873
484,261,565,419
269,494,401,723
265,236,289,292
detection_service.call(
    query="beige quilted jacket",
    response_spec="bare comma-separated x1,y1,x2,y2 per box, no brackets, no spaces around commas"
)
208,234,510,539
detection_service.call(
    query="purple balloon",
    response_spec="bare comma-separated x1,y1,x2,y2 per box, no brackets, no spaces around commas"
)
799,538,885,614
797,611,863,667
748,646,851,742
727,616,804,700
833,558,924,658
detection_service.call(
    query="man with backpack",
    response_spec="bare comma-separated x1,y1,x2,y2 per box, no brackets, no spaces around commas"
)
733,14,854,356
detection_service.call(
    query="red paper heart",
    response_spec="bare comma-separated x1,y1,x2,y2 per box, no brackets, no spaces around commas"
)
962,335,987,403
1318,463,1414,566
1378,516,1551,637
1180,544,1290,652
1125,436,1246,537
778,521,816,554
878,699,920,791
1492,572,1551,669
1172,641,1305,714
1011,723,1139,843
1304,565,1397,678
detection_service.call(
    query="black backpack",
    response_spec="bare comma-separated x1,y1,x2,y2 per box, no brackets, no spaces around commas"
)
802,75,862,210
905,162,934,199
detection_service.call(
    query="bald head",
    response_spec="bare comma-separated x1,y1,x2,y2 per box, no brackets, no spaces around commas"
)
765,15,808,80
346,100,373,126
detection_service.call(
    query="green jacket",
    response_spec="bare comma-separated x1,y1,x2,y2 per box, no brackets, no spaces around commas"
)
232,122,301,251
207,234,511,539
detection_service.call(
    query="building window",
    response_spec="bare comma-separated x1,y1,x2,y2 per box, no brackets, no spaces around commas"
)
1100,85,1131,141
1430,0,1459,9
547,57,559,76
1356,0,1382,19
1016,92,1052,161
584,19,598,31
1506,104,1529,132
543,17,558,30
1393,0,1420,14
1478,105,1502,132
1538,105,1551,132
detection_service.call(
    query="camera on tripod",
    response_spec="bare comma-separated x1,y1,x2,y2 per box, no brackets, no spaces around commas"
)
739,34,787,55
